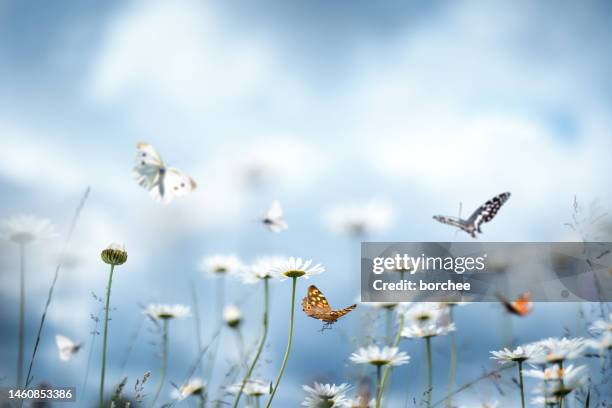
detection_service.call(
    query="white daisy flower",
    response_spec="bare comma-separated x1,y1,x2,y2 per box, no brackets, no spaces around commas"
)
261,200,288,232
527,365,587,399
401,303,444,323
171,378,205,400
223,304,243,328
530,395,558,407
1,214,57,244
145,304,191,320
589,313,612,334
586,331,612,352
301,382,351,408
523,364,586,382
323,200,395,236
272,257,324,280
199,254,244,277
401,322,455,339
241,256,285,283
350,345,410,367
529,337,586,364
490,344,541,363
227,379,271,397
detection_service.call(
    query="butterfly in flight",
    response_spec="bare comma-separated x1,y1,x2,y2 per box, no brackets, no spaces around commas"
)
55,334,82,362
302,285,357,331
261,200,288,232
132,142,197,203
433,192,511,238
496,292,532,316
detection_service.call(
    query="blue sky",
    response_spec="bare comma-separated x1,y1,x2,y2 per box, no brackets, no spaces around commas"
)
1,1,611,406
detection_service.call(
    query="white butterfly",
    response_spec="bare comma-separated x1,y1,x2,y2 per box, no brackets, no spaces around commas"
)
55,334,82,362
132,142,197,203
261,200,288,232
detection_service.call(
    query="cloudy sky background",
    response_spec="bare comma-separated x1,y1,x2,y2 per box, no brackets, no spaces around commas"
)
1,0,611,406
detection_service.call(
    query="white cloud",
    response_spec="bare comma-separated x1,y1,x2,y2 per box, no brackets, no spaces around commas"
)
89,0,275,113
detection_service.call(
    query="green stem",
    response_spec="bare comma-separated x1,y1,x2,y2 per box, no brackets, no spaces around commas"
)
518,361,525,408
149,319,169,408
377,313,405,407
446,308,457,408
426,337,433,408
265,277,297,408
376,365,382,407
385,308,393,345
99,264,116,408
232,278,269,408
558,361,564,408
206,276,225,383
17,243,25,388
256,396,261,408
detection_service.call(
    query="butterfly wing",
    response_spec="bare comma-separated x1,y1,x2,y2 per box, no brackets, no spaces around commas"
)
496,292,531,316
133,142,165,192
266,200,283,219
511,292,532,316
56,334,78,361
263,200,288,232
330,304,357,321
154,167,197,203
467,192,511,232
433,215,471,234
302,285,332,321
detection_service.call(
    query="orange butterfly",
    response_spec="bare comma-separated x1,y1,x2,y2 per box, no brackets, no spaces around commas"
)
496,292,532,316
302,285,357,329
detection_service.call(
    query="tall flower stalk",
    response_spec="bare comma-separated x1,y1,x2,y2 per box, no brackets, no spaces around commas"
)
265,257,324,408
150,319,169,408
17,242,25,388
350,345,410,408
265,276,297,408
99,244,127,408
446,306,458,408
232,277,270,408
144,304,191,408
517,360,525,408
490,345,540,408
377,312,405,407
1,214,57,387
425,337,433,408
400,304,455,408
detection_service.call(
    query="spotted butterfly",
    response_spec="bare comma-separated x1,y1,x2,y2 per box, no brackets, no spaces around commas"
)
132,142,197,203
433,192,511,238
496,292,532,316
302,285,356,329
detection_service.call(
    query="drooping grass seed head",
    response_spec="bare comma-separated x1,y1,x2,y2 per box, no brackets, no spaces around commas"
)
101,243,128,266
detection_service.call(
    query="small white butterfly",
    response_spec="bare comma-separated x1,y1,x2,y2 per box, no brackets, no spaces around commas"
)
55,334,82,362
132,142,197,203
261,200,288,232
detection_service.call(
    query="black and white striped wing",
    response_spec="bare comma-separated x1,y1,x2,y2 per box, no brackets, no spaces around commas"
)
467,192,511,232
432,215,469,232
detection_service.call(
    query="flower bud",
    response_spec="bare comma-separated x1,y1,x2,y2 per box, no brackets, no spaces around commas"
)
101,243,128,266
